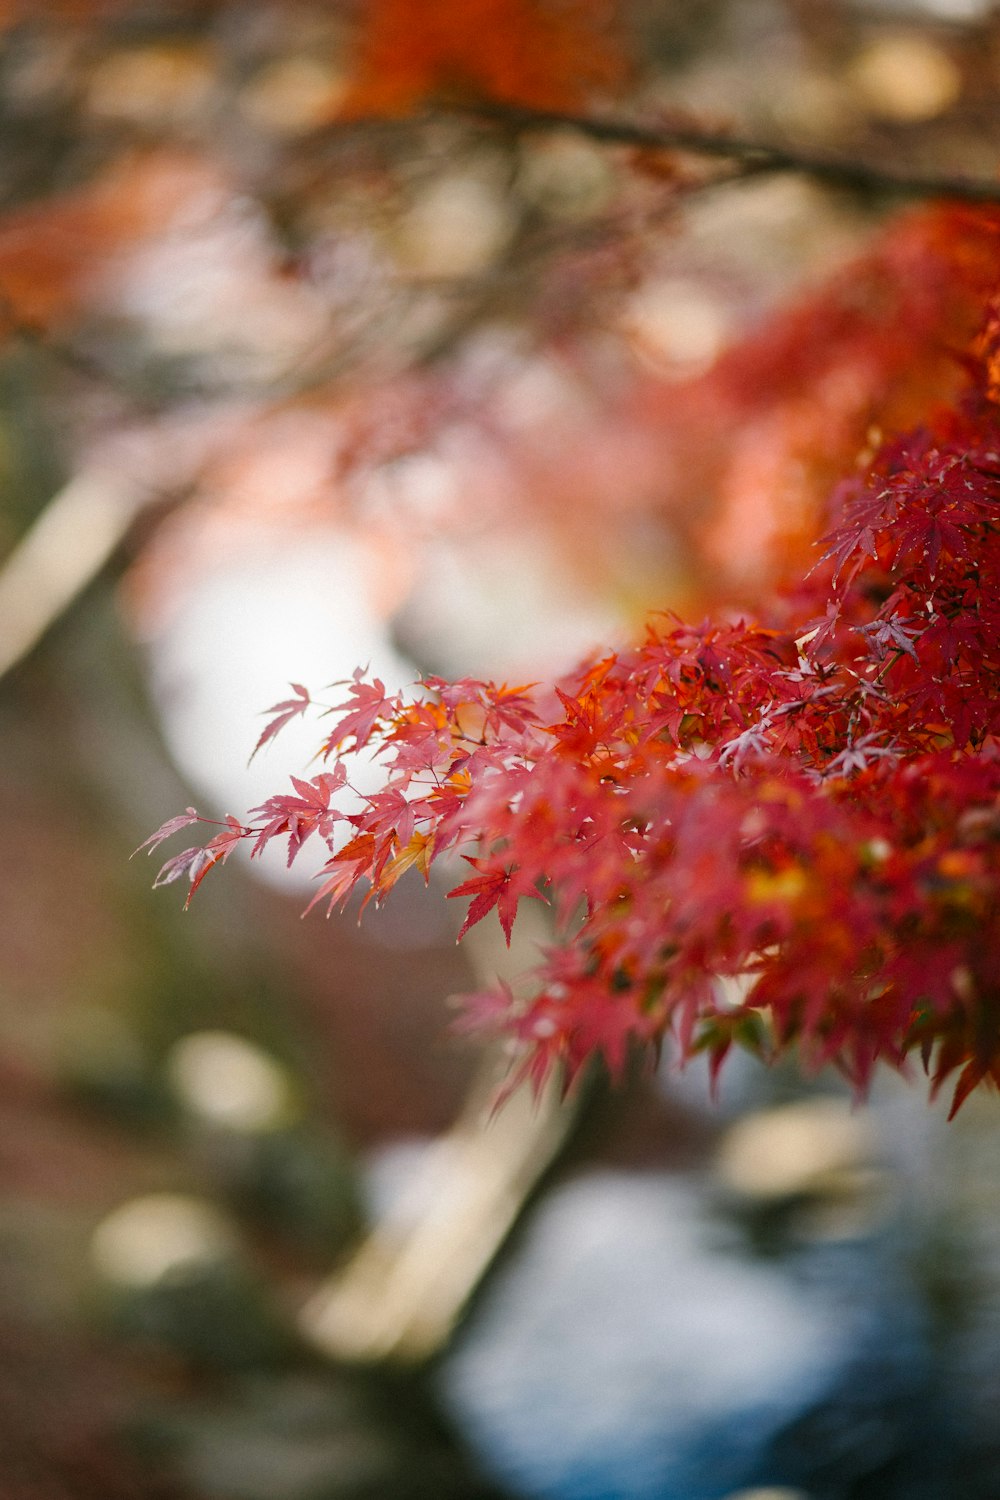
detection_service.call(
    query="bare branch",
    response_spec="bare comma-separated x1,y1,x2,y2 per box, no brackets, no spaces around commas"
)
463,102,1000,206
300,1058,576,1364
0,471,146,682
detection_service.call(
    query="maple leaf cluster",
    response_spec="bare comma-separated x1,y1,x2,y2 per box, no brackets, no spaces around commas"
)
144,284,1000,1116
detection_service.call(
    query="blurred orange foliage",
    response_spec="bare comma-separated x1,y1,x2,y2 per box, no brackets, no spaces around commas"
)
0,149,221,331
340,0,627,116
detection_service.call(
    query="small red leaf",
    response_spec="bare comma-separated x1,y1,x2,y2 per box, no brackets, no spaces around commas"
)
249,683,312,763
132,807,201,859
153,816,248,907
322,671,394,753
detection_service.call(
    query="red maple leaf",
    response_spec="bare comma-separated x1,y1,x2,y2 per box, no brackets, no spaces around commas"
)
133,806,202,859
249,683,312,763
448,858,547,944
153,816,248,908
322,672,395,753
249,767,347,864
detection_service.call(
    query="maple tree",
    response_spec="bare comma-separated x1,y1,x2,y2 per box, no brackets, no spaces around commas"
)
129,2,1000,1117
144,226,1000,1118
12,11,1000,1500
1,1,999,1115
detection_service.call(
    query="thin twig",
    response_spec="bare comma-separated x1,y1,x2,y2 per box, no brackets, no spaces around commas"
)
461,102,1000,206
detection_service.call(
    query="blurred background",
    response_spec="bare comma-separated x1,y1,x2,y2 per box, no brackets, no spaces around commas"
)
4,1,1000,1497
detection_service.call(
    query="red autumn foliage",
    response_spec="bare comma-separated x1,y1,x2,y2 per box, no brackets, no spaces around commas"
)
638,201,1000,596
148,269,1000,1115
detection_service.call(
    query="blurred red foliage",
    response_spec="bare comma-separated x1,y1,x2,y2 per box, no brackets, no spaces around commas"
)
340,0,627,116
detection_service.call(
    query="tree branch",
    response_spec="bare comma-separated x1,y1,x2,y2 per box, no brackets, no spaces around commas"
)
465,101,1000,206
0,469,146,683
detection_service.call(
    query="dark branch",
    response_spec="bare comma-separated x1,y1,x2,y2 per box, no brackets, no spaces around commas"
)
463,102,1000,206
